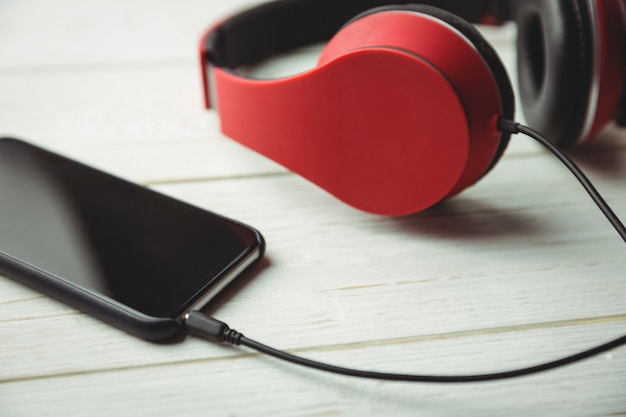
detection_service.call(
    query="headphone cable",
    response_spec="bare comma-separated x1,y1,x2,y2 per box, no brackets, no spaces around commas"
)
497,119,626,243
185,119,626,382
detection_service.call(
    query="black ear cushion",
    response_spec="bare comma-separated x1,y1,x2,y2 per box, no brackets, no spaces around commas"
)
513,0,593,148
344,4,515,176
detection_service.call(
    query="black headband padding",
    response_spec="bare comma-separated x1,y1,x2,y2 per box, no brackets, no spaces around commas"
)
206,0,504,68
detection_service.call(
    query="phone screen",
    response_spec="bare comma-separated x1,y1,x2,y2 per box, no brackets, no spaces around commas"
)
0,138,263,320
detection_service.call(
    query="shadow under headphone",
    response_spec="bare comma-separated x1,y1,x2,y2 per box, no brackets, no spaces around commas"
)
199,0,626,216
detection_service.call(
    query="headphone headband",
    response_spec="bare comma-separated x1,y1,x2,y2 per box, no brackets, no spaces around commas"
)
203,0,510,70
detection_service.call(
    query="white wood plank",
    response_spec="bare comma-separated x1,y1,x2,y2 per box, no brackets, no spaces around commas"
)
2,64,623,186
0,0,266,68
2,321,624,417
0,67,288,182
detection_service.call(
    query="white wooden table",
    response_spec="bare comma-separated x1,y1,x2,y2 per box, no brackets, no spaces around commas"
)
1,1,625,416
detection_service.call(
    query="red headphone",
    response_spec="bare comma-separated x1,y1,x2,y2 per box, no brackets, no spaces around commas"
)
199,0,626,216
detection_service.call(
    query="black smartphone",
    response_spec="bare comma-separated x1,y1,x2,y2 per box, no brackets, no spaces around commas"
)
0,137,264,341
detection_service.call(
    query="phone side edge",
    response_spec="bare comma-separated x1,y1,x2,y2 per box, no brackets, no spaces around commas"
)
0,252,184,342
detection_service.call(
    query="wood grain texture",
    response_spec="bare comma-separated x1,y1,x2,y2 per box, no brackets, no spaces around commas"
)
1,1,625,416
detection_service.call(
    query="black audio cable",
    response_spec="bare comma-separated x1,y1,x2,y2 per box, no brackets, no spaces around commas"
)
185,119,626,382
497,119,626,243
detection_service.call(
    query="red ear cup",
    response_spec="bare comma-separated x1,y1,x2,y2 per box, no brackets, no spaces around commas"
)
212,5,513,216
515,0,625,147
319,5,514,199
